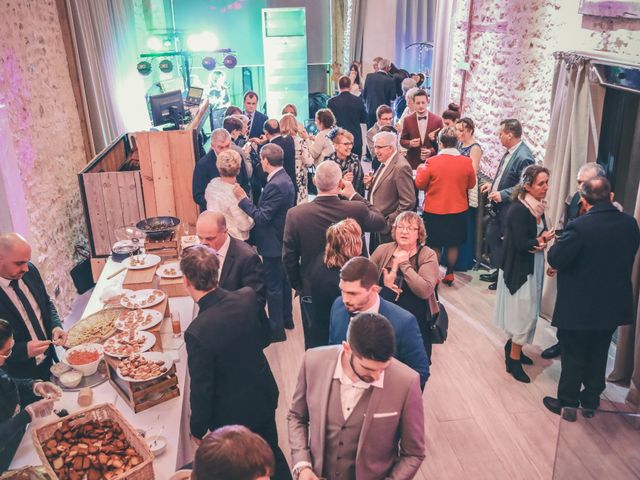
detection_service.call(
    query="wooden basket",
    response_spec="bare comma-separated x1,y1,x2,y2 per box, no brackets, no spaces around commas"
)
32,403,154,480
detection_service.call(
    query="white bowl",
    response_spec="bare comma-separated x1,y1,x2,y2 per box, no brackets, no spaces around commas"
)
148,435,167,456
168,470,191,480
50,362,71,378
59,370,83,388
63,343,104,376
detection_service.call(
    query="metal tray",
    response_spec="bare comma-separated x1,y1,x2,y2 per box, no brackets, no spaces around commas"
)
52,360,109,391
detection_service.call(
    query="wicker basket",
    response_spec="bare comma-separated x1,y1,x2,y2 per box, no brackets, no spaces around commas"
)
32,403,154,480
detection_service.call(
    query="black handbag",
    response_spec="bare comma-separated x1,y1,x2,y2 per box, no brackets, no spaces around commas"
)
427,299,448,344
69,245,95,294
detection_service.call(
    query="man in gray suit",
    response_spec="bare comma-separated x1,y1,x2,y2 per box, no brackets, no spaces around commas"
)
287,313,425,480
365,131,416,253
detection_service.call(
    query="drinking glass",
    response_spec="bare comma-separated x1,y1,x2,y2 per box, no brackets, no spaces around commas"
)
171,312,182,338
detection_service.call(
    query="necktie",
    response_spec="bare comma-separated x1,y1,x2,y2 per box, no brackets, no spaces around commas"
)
246,111,253,128
9,280,47,340
367,163,386,200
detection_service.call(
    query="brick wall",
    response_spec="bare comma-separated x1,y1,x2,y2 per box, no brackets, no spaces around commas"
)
0,0,88,317
448,0,640,176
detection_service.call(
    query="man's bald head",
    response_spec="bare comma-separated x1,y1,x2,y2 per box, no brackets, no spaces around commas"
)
195,212,228,251
0,233,31,280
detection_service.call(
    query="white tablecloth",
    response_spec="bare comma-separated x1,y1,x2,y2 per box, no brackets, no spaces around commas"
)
10,259,196,479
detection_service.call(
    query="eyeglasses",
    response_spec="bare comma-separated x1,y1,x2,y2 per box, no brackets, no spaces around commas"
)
395,225,419,232
0,339,14,359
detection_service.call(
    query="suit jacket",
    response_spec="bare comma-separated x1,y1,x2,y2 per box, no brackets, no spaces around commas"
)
220,237,266,307
0,264,62,380
327,91,367,155
548,202,640,331
328,297,430,387
362,72,397,118
185,287,278,439
0,369,38,471
493,142,535,204
192,149,250,212
287,346,425,480
239,169,295,258
247,110,269,139
399,112,444,169
270,135,298,200
283,194,387,294
368,153,416,233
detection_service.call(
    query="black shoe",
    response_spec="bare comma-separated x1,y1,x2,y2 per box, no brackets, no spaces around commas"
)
581,408,596,418
284,321,294,330
541,342,561,359
488,282,497,291
543,397,577,421
480,270,498,282
506,357,530,383
504,340,533,366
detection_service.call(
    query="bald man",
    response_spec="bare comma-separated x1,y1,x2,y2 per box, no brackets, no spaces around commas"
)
195,211,266,307
0,234,66,380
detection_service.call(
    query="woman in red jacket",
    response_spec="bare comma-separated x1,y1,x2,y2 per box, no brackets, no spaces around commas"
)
415,126,476,285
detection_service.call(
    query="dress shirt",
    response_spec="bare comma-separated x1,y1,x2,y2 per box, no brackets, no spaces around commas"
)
417,112,428,142
438,148,460,156
215,234,231,280
0,276,46,364
266,166,284,183
492,141,522,193
333,347,384,420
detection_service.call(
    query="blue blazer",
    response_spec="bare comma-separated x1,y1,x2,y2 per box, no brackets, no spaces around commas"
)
328,296,430,388
239,169,295,258
495,142,535,203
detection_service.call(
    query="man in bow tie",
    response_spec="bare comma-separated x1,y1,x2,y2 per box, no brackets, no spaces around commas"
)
399,89,443,170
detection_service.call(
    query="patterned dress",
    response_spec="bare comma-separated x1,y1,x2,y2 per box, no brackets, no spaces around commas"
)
323,152,365,197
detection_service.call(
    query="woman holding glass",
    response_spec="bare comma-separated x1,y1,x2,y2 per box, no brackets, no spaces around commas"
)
323,128,365,197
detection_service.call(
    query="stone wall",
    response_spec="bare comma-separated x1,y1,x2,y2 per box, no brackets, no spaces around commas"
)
0,0,88,317
448,0,640,176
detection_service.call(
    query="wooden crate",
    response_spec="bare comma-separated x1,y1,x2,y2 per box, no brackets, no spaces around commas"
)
79,135,146,258
32,403,154,480
123,266,158,291
158,276,187,297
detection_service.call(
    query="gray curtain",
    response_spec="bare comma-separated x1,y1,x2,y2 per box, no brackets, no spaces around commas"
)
394,0,436,76
68,0,142,154
348,0,367,67
540,52,606,319
430,0,458,115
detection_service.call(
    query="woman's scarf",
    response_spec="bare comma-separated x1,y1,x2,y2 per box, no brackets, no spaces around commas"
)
519,193,546,220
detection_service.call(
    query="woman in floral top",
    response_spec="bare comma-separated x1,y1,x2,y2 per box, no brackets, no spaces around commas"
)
323,128,365,196
280,113,313,203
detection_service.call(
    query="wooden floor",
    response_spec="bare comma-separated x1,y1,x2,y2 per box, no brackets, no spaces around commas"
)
265,269,638,480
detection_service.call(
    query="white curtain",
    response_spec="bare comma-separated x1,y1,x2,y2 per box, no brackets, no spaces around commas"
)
540,52,606,318
430,0,458,115
68,0,147,155
394,0,436,75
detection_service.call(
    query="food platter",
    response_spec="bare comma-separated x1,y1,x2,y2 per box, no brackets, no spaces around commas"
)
116,352,173,383
103,331,156,358
156,262,183,279
114,309,163,331
120,289,166,309
122,254,161,270
64,309,123,348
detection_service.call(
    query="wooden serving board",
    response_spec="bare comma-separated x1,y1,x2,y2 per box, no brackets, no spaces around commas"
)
158,275,187,297
123,265,158,290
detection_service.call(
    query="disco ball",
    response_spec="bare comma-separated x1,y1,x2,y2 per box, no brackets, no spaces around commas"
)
159,59,173,73
202,56,217,71
223,54,237,69
136,61,152,76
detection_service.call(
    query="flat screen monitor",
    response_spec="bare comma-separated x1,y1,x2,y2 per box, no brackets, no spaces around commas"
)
149,90,185,127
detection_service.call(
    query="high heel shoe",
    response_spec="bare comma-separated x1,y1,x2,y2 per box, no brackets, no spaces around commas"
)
504,339,533,366
443,272,454,286
506,357,530,383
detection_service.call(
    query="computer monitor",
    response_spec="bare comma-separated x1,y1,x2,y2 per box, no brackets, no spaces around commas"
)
185,86,204,106
149,90,185,127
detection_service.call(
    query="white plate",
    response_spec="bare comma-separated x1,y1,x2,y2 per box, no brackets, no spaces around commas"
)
156,262,183,279
122,254,161,270
103,330,156,358
114,309,163,331
116,351,173,383
120,289,166,309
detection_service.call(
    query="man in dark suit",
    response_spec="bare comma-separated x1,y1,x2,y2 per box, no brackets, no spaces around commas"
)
244,90,269,140
543,177,640,417
0,234,67,380
399,89,444,169
235,144,295,342
180,245,291,480
192,128,250,212
480,119,535,290
327,76,367,157
195,211,265,306
283,161,387,348
264,119,297,202
362,58,397,128
328,257,429,388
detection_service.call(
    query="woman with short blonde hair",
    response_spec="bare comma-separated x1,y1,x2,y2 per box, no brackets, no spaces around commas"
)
204,149,254,240
324,127,365,196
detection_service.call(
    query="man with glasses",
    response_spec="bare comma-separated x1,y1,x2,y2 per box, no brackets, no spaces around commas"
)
366,105,394,170
365,131,416,252
327,75,367,158
288,311,425,480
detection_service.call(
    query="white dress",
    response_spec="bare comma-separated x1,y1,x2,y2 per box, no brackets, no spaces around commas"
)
204,177,254,241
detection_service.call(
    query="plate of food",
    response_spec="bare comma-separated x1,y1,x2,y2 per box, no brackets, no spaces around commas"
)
103,330,156,358
120,289,166,309
122,254,161,270
64,309,122,348
116,352,173,383
156,262,183,279
114,309,163,331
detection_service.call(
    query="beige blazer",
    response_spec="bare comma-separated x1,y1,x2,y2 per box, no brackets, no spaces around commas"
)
368,152,416,233
287,346,425,480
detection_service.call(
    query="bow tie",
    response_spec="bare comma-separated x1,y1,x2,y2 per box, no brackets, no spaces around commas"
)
417,116,427,120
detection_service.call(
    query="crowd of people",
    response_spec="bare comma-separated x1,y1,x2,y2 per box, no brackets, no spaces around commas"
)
0,54,638,480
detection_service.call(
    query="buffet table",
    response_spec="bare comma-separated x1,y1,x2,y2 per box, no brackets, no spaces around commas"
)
10,258,196,479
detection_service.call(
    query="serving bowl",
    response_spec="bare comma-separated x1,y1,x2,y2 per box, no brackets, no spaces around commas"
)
135,216,181,241
59,370,83,388
63,343,104,376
